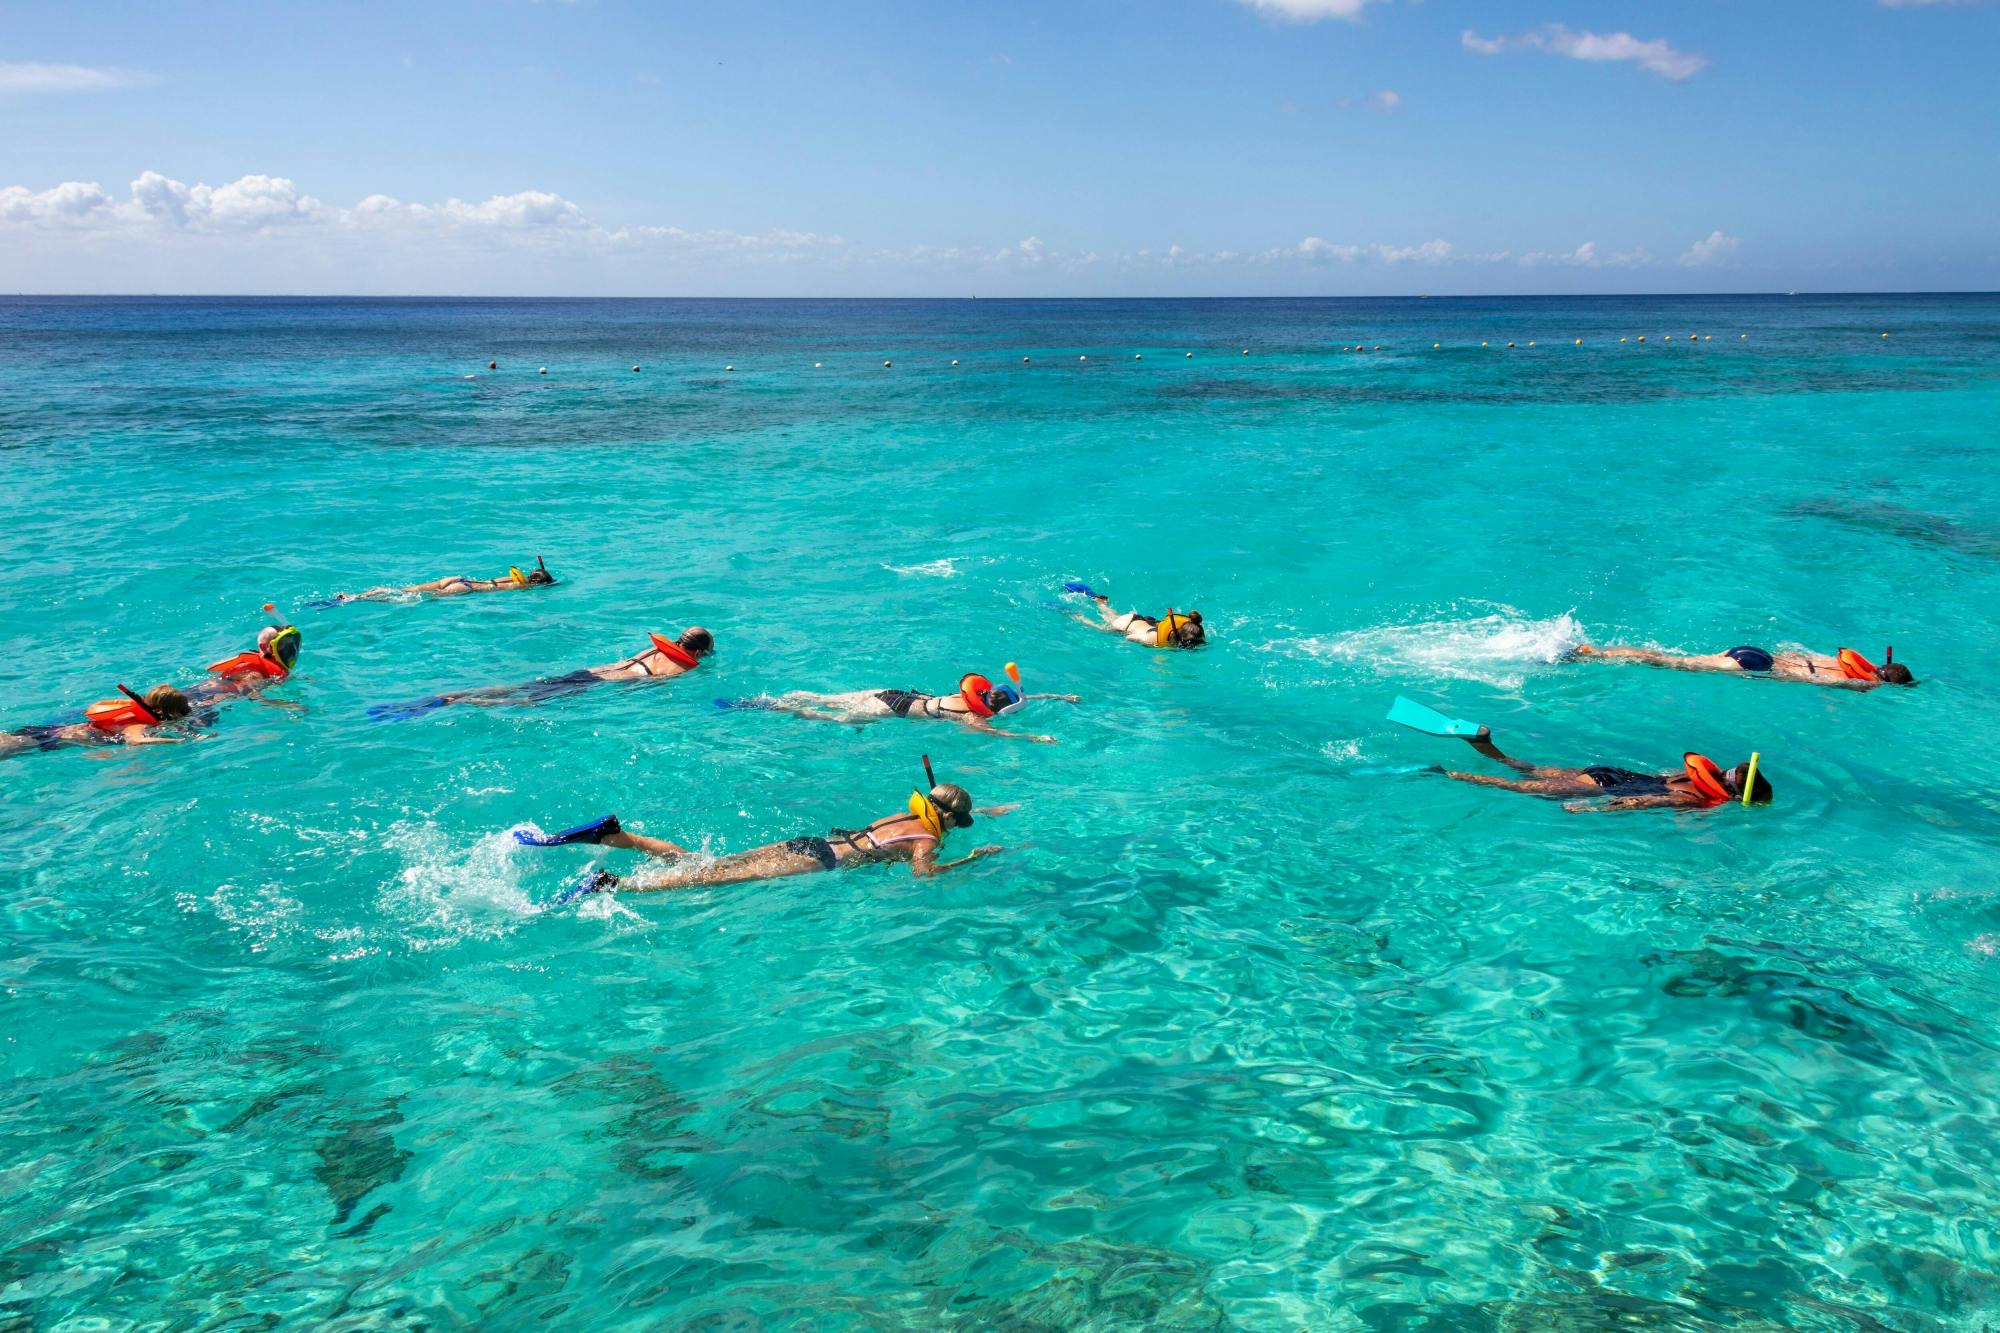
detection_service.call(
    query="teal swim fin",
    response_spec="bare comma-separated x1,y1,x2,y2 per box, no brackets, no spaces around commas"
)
1387,696,1487,738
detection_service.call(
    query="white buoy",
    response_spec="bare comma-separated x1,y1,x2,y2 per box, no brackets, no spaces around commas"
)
1507,342,1516,349
1881,331,1890,338
1620,337,1628,343
1373,345,1382,351
1023,357,1031,364
632,364,642,372
1637,336,1646,343
724,365,734,372
1079,355,1087,362
814,362,822,368
1574,339,1582,346
1482,341,1489,347
1134,354,1142,360
1433,342,1440,349
1185,351,1192,358
1241,348,1249,355
488,360,497,370
1528,340,1536,348
883,360,892,368
951,359,959,366
539,366,548,374
1703,335,1712,342
1740,334,1747,340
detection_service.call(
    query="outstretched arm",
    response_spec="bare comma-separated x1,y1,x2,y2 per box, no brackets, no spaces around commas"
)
912,844,1005,877
1024,693,1081,703
964,718,1057,744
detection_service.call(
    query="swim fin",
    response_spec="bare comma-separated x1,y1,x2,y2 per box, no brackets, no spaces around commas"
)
553,868,620,905
713,696,780,712
367,695,451,722
514,814,621,848
1386,696,1488,739
1062,580,1098,597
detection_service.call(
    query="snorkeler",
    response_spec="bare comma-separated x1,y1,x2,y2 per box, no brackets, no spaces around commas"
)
719,663,1077,743
194,609,303,702
1,684,208,760
1387,697,1771,812
515,759,1005,899
320,556,555,604
370,627,713,720
1062,581,1206,649
1570,640,1914,689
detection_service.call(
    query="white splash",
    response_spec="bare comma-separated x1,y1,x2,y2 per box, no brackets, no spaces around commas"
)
379,822,541,947
1287,605,1584,689
882,558,964,578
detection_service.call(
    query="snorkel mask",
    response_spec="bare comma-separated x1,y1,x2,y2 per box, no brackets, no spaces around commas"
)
259,604,301,671
958,662,1027,718
265,624,302,671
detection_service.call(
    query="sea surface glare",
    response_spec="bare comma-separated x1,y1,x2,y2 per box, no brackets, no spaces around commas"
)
3,295,2000,1328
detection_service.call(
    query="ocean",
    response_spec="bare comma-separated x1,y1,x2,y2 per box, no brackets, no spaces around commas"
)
3,293,1999,1327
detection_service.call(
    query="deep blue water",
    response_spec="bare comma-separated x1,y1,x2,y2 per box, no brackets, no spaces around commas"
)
3,294,2000,1328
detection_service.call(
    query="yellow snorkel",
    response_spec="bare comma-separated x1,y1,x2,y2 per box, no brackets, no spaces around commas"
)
1741,751,1761,807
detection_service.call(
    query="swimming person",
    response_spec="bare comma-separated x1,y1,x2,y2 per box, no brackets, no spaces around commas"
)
369,627,713,719
194,611,304,703
720,663,1077,743
1570,640,1915,688
1387,696,1771,812
1,685,207,760
1063,581,1206,648
322,556,555,604
516,760,1004,898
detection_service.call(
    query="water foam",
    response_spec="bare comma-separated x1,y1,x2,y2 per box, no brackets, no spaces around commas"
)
1287,605,1583,689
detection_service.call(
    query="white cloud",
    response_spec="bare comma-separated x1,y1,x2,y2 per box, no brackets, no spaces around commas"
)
1371,89,1401,112
1461,24,1707,80
0,180,115,224
1238,0,1383,22
1293,236,1453,264
0,61,143,94
1680,230,1741,266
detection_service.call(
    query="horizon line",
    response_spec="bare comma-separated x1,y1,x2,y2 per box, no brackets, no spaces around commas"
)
4,290,1998,301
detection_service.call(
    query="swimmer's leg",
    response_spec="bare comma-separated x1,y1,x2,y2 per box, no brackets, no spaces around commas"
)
1441,771,1573,796
600,826,691,859
616,841,836,894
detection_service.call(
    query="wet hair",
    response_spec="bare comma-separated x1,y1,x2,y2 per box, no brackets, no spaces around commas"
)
982,688,1012,712
1172,610,1206,649
678,627,715,658
929,782,974,828
1727,762,1773,805
1878,662,1916,686
527,567,556,586
143,684,192,722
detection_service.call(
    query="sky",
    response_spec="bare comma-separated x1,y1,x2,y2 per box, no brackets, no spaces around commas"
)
1,0,1996,296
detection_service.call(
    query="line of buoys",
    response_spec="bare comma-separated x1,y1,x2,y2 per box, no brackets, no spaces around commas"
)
486,333,1777,379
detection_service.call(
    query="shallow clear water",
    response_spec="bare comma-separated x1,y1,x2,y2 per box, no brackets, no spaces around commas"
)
3,294,1999,1328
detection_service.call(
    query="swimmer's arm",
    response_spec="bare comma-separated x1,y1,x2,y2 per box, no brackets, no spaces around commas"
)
912,843,1004,877
122,726,193,746
963,717,1057,744
1024,693,1081,703
1562,794,1680,812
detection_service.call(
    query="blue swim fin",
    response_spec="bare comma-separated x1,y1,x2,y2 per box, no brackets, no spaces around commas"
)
1387,696,1487,738
552,868,620,905
1062,580,1098,597
367,695,451,722
514,814,621,848
714,696,779,712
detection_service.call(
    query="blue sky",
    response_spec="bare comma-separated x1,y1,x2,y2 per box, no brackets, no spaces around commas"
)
2,0,1995,295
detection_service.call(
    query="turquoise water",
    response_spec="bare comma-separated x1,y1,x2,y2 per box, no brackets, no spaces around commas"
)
4,294,2000,1328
